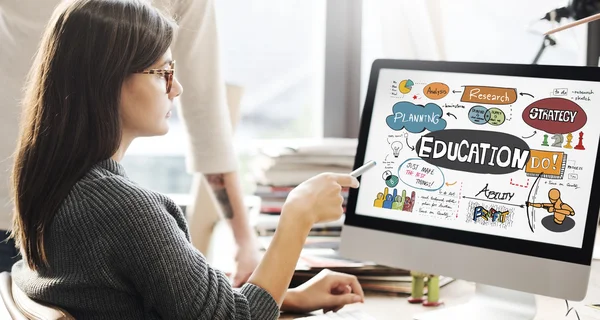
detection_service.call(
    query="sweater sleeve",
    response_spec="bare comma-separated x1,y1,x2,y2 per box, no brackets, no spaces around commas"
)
167,0,238,174
92,178,279,319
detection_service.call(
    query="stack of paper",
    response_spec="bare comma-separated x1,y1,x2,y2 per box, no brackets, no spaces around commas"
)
251,138,357,187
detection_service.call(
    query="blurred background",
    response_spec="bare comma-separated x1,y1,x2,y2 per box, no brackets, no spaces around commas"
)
121,0,590,197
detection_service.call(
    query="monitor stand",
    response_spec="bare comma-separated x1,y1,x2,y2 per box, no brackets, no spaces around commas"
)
414,283,537,320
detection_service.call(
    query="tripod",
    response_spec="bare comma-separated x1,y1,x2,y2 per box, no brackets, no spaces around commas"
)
531,34,557,64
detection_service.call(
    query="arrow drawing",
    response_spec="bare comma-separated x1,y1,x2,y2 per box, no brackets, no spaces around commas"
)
405,135,415,151
522,131,537,139
446,112,457,120
462,196,525,208
452,90,462,94
445,181,457,186
520,92,535,98
510,178,529,188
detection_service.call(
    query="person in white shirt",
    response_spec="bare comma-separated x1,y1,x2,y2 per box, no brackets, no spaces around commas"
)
0,0,260,286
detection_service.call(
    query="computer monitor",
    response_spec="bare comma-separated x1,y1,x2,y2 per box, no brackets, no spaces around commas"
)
339,59,600,320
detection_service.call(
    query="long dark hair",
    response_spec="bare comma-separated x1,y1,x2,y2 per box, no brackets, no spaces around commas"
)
11,0,176,270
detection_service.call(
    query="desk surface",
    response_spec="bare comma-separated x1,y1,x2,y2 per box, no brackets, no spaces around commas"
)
207,221,600,320
279,260,600,319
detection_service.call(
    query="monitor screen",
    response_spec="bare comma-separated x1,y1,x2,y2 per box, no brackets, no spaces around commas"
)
345,60,600,265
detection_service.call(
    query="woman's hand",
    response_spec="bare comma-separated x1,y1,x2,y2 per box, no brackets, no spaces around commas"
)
281,269,365,314
282,173,359,226
231,241,261,287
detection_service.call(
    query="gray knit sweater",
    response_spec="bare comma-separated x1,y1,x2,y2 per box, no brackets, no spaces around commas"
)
11,159,280,319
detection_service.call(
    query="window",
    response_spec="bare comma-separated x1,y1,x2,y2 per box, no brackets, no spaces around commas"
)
122,1,326,195
360,0,588,104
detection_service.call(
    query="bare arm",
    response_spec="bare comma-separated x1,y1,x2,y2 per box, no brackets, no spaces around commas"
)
248,211,311,307
205,171,256,246
204,173,311,306
247,173,360,307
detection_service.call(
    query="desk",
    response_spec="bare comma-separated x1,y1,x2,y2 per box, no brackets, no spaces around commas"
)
280,260,600,320
207,221,600,319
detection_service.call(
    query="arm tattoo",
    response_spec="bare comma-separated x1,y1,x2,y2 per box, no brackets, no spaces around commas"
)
205,173,234,219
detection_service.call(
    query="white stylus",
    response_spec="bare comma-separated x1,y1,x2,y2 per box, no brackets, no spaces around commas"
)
350,160,377,178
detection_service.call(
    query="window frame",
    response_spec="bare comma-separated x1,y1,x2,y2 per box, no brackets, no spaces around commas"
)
323,0,363,139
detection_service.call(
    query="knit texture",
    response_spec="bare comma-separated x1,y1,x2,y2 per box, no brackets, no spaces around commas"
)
11,159,279,319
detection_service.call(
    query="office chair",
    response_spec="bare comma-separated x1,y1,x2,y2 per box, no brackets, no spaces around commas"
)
0,272,74,320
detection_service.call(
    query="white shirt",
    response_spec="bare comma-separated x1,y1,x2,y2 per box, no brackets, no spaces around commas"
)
0,0,237,230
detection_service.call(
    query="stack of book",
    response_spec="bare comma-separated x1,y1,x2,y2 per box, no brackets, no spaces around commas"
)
251,138,357,189
257,235,454,295
249,138,357,236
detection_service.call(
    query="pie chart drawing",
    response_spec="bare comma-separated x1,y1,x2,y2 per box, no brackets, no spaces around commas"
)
399,79,414,94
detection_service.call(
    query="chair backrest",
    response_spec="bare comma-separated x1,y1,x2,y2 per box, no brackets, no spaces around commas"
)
0,271,27,320
0,271,75,320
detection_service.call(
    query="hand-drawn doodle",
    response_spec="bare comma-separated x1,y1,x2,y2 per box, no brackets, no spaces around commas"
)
398,158,445,191
468,106,488,125
574,131,585,150
373,187,416,212
525,173,543,233
527,188,575,232
522,98,587,134
525,150,567,179
553,88,568,96
460,86,518,105
564,133,574,149
550,134,564,148
510,178,529,188
386,101,447,133
382,170,400,187
399,79,414,94
423,82,449,100
465,201,514,229
415,129,531,174
390,141,403,157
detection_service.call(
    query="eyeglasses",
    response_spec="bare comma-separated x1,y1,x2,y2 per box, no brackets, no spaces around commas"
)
136,60,175,94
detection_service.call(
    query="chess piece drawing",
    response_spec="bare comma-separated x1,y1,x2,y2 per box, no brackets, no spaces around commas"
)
574,131,585,150
564,133,573,149
542,134,549,146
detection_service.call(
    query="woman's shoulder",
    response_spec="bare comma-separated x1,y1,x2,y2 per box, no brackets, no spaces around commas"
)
60,159,182,224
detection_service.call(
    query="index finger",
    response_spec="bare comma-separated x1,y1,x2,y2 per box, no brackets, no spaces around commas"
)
329,173,360,188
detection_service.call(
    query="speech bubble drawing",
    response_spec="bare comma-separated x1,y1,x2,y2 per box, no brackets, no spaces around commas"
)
386,101,447,133
525,149,567,179
415,129,531,174
487,107,506,126
461,86,518,105
423,82,450,100
468,105,488,125
522,98,587,134
398,158,445,191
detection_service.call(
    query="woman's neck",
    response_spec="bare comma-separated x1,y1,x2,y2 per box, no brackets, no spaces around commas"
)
111,134,134,162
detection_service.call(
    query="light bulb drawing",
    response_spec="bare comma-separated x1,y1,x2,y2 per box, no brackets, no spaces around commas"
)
390,141,403,157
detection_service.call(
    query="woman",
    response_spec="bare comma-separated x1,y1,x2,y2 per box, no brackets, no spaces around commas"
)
9,0,364,319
